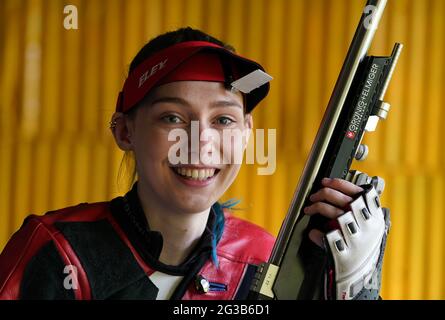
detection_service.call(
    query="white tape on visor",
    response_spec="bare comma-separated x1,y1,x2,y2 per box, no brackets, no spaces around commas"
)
230,69,273,94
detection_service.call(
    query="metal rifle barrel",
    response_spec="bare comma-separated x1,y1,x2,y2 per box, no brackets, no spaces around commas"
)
269,0,387,271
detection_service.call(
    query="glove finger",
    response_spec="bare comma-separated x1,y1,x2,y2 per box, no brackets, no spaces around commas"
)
337,211,360,247
363,186,383,218
349,195,370,228
325,229,347,254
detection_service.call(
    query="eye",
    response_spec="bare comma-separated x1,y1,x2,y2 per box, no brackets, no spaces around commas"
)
162,115,184,124
215,116,235,126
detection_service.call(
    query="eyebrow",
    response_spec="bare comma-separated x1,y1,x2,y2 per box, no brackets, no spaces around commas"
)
211,100,243,109
150,96,243,109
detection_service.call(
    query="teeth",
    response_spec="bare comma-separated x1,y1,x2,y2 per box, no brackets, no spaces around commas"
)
173,167,216,180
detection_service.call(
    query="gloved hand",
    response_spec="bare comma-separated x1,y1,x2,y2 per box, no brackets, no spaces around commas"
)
323,184,390,300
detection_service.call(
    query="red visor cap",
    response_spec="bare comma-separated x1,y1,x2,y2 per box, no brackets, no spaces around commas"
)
116,41,270,114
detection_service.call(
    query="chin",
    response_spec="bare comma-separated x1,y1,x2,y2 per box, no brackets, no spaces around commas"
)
177,200,215,214
166,193,216,214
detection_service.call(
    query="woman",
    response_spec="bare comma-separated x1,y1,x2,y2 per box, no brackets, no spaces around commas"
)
0,27,389,300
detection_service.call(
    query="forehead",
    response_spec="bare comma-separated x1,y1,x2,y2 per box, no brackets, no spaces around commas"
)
146,81,244,105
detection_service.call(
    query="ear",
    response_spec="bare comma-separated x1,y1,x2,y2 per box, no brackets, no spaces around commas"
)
243,113,253,149
244,113,253,130
110,112,134,151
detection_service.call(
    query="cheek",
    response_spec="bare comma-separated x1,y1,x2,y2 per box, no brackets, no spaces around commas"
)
220,130,247,164
133,130,173,165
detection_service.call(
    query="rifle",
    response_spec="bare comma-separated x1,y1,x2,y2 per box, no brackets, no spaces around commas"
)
248,0,402,300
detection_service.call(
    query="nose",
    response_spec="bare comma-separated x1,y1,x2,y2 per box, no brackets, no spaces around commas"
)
189,120,220,165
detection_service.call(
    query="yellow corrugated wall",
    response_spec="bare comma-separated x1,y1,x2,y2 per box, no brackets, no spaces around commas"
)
0,0,443,299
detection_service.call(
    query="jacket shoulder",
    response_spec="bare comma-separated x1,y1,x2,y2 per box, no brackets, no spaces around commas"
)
0,202,111,299
36,202,111,224
182,211,276,300
218,209,276,265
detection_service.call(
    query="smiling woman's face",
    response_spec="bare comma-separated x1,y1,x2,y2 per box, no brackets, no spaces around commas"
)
127,81,252,214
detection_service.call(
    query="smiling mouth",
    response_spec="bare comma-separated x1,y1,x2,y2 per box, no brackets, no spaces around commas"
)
171,167,220,181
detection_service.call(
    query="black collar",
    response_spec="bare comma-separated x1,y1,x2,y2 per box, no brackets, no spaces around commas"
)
109,182,214,276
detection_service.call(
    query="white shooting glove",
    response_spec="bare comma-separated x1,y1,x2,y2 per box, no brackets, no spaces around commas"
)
324,184,390,300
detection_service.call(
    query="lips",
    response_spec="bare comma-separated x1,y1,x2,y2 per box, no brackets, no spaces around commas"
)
173,167,217,180
170,166,221,188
